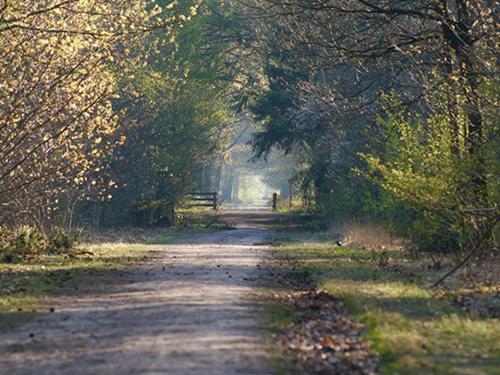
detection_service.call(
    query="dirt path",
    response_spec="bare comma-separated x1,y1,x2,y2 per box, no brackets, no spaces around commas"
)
0,209,279,374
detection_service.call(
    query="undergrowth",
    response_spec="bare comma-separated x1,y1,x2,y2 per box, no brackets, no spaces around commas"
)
271,230,500,374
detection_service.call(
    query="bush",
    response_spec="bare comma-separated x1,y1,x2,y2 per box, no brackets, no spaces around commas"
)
10,226,47,255
0,226,47,262
0,226,85,262
47,227,86,252
408,216,460,254
361,94,498,254
0,226,13,255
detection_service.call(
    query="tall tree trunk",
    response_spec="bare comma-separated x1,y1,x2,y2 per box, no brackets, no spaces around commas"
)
442,0,486,201
438,1,461,156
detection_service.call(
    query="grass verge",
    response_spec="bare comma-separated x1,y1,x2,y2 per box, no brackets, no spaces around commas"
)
0,227,193,330
263,299,299,374
271,231,500,374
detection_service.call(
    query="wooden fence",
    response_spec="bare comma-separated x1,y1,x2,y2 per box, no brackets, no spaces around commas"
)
187,192,218,210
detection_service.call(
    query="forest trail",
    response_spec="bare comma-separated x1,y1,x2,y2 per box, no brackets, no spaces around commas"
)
0,208,281,374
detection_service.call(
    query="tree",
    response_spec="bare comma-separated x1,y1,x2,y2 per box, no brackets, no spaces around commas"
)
0,1,189,227
82,1,243,226
242,0,498,250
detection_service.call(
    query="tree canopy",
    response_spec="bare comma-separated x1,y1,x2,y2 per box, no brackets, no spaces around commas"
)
1,0,498,255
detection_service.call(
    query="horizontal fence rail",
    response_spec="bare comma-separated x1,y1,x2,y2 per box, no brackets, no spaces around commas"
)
186,192,218,210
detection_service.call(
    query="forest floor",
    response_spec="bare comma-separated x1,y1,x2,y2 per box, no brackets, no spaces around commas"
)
0,209,498,374
265,221,499,374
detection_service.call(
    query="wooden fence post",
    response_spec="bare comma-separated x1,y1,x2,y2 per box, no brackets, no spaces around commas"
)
212,192,218,210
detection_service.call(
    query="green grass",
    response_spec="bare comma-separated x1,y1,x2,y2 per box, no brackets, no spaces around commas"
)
263,298,300,374
264,299,295,334
0,226,195,329
0,242,148,328
0,224,224,330
271,232,500,374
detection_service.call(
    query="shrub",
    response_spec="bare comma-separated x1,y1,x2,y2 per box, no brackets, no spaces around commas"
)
407,216,460,254
47,227,86,253
10,226,47,255
0,226,13,254
361,93,498,255
0,226,47,262
0,226,85,262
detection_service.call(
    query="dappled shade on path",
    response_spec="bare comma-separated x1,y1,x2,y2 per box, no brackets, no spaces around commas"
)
0,211,280,374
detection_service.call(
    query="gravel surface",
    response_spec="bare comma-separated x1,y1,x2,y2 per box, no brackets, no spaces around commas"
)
0,209,278,375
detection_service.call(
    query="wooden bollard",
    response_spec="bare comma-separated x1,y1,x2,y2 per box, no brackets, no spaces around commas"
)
272,193,278,211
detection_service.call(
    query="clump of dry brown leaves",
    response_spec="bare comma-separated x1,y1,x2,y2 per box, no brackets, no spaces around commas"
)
281,290,379,374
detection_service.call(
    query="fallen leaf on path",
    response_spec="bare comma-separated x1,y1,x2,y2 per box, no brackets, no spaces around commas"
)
278,290,379,374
